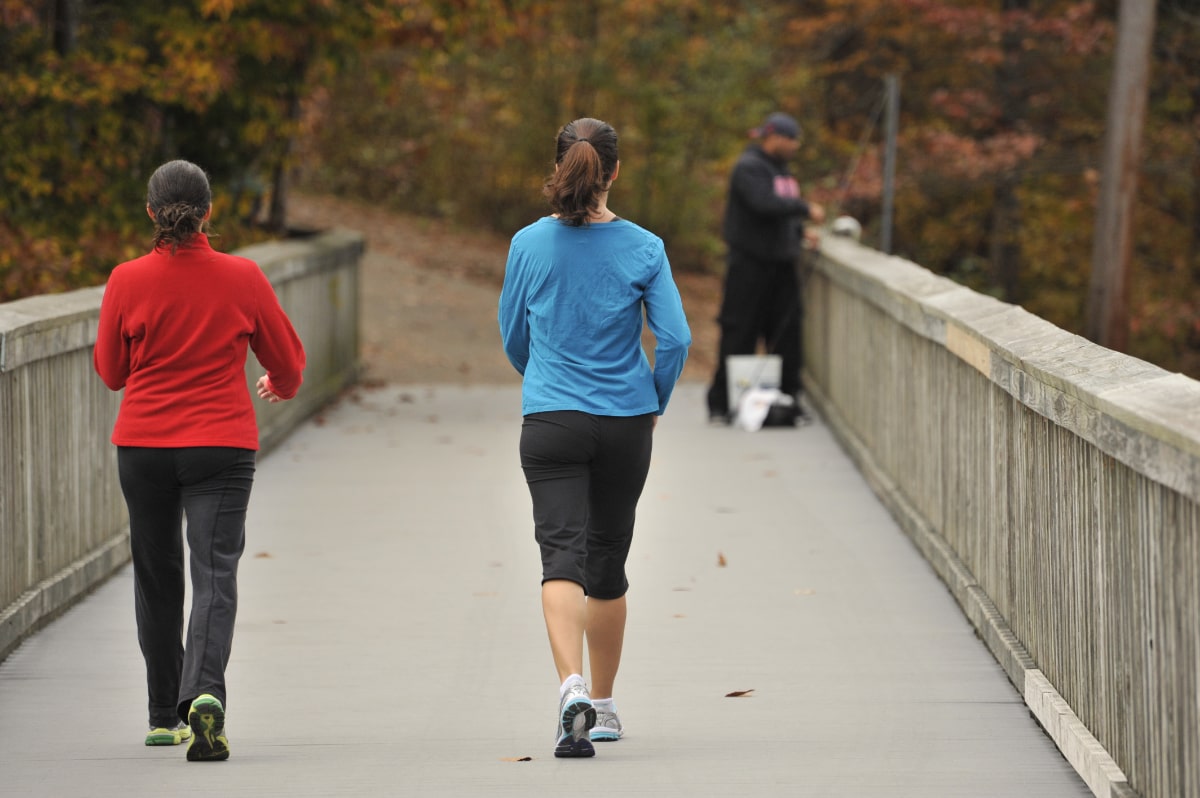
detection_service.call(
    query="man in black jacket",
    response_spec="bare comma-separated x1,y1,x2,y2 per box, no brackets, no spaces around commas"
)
706,112,825,423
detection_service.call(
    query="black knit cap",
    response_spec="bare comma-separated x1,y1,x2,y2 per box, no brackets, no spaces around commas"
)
755,112,801,140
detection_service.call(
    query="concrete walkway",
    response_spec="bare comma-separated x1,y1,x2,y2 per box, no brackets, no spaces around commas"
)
0,384,1091,797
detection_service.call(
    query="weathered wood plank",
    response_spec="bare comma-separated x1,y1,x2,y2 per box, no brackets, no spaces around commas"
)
807,236,1195,798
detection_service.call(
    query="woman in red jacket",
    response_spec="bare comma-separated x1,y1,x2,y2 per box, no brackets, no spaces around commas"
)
94,160,306,762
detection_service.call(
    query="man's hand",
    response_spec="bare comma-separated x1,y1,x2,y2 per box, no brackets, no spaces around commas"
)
807,201,827,225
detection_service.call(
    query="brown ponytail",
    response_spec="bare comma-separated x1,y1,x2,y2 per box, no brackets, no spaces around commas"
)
542,118,618,227
146,160,213,254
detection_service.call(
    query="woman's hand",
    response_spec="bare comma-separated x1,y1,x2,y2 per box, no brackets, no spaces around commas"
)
256,375,283,403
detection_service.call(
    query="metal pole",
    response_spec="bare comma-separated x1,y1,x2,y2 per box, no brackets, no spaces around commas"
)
881,74,899,254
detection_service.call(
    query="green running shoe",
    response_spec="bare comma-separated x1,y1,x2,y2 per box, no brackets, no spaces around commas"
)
145,722,192,746
186,694,230,761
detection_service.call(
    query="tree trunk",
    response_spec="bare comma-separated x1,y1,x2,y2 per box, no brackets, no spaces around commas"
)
991,173,1021,303
1192,81,1200,276
52,0,79,54
267,88,303,233
1085,0,1157,349
990,0,1028,304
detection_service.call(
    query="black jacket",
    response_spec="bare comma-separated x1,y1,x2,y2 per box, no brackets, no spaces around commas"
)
721,144,811,263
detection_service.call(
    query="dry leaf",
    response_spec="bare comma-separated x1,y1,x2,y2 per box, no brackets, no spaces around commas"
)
673,614,686,619
254,551,272,559
717,552,727,567
501,756,533,762
725,689,755,698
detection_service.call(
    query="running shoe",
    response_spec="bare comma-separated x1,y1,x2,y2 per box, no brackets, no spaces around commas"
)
145,722,192,746
186,694,230,761
554,681,596,758
590,706,623,742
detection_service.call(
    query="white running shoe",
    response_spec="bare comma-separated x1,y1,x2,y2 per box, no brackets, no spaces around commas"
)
554,681,596,758
590,707,623,742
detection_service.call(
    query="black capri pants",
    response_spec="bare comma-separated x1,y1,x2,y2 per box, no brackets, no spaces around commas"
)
520,411,654,600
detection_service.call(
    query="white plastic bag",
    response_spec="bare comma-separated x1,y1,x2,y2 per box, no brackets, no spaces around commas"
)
734,386,784,432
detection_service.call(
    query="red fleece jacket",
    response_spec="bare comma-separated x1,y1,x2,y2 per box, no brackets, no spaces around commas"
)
93,236,306,450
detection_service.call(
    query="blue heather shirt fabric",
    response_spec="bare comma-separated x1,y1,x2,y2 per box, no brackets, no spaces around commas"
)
499,216,692,416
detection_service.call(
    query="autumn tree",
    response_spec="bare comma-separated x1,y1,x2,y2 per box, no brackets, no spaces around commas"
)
300,0,804,265
784,0,1200,374
0,0,403,301
1124,0,1200,372
6,0,1200,377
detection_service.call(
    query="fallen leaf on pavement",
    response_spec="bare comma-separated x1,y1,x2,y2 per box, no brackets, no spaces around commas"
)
501,756,533,762
725,689,755,698
254,552,272,558
717,552,727,567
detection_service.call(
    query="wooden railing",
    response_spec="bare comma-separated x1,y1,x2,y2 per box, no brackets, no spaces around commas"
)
0,229,363,661
804,236,1198,798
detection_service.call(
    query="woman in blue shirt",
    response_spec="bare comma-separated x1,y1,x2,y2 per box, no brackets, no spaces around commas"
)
499,117,691,758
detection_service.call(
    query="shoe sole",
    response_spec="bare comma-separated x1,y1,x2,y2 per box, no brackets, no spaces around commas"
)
590,729,621,742
145,727,192,746
554,698,596,758
186,697,230,762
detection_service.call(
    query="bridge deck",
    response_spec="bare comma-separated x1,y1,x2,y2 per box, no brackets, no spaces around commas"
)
0,384,1090,797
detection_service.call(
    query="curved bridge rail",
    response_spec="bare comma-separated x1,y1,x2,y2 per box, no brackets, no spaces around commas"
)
805,236,1198,798
0,229,364,663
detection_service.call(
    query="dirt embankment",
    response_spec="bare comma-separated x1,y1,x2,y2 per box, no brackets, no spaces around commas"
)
286,193,721,386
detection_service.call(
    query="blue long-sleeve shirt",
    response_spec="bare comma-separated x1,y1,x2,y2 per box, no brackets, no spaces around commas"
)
498,216,691,416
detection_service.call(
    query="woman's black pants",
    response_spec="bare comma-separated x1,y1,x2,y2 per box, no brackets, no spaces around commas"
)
117,446,256,727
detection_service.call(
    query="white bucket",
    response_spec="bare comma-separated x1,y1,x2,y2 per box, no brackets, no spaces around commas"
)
725,354,782,405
